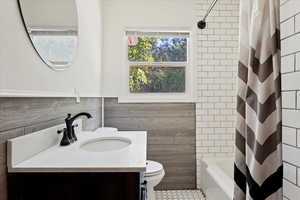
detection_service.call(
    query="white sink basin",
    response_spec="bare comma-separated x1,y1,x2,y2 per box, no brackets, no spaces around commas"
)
94,127,118,134
80,137,132,152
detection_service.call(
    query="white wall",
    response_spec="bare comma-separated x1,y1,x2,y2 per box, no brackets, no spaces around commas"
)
0,0,102,97
101,0,196,97
280,0,300,199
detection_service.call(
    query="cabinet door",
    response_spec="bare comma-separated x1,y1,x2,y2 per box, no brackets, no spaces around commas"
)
8,172,142,200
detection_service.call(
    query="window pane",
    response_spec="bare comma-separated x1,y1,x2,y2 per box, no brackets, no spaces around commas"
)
128,37,187,62
32,35,77,65
129,66,185,93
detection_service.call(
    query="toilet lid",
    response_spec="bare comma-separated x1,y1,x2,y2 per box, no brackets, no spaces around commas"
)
145,160,163,177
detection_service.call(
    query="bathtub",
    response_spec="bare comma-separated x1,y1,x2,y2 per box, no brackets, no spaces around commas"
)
200,157,234,200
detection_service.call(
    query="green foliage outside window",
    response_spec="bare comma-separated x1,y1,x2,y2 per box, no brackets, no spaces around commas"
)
128,36,187,93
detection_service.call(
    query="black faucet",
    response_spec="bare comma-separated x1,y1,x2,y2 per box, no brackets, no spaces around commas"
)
58,112,93,146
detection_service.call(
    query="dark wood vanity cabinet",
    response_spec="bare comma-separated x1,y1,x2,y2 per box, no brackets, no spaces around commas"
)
8,172,145,200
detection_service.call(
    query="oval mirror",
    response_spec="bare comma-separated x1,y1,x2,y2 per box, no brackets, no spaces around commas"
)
18,0,78,70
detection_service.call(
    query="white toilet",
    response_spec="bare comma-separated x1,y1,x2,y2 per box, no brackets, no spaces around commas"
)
144,160,165,200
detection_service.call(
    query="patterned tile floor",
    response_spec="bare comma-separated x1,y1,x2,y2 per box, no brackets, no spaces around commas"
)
156,190,205,200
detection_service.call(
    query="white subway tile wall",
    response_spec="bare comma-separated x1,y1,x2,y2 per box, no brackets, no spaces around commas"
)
282,54,295,73
195,0,239,188
281,0,300,199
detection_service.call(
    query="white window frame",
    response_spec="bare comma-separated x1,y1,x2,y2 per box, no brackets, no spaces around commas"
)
120,28,196,103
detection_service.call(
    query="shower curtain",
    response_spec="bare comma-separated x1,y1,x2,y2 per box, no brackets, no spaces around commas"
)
234,0,282,199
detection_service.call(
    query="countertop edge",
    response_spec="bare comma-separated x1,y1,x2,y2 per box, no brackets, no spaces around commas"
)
8,131,147,174
8,167,146,173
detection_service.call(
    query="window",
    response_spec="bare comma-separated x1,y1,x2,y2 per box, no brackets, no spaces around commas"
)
29,28,77,66
126,31,190,94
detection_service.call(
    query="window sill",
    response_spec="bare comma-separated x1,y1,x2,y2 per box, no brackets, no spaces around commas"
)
118,96,196,103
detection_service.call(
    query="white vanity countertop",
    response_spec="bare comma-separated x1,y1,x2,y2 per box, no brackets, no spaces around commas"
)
7,131,147,173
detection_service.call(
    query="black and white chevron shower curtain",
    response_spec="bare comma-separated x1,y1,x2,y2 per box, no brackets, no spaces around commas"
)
234,0,283,199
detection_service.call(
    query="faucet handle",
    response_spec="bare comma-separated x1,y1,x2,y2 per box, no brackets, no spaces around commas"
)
57,128,67,134
65,113,72,120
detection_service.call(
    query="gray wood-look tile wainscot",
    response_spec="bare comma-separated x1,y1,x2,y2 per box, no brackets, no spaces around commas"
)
104,98,196,190
0,97,102,200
